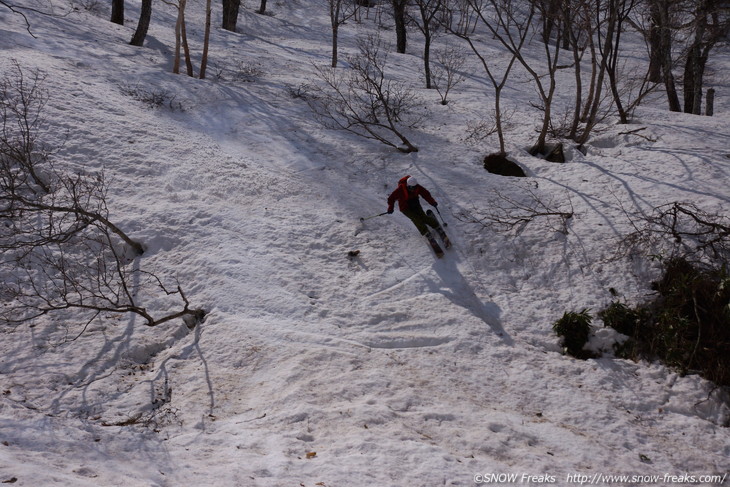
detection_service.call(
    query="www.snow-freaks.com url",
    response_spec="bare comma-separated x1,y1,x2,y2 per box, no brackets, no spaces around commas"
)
473,472,728,485
564,473,728,485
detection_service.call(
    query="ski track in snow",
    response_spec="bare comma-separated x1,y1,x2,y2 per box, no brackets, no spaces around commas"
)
0,1,729,486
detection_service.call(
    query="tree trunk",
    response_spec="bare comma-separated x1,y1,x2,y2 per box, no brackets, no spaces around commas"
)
577,30,608,146
706,88,715,116
173,0,185,74
330,0,339,68
647,1,662,83
258,0,268,14
392,0,407,53
329,0,349,68
684,1,709,115
181,3,194,77
423,29,432,89
604,0,629,124
662,62,681,111
540,0,560,46
111,0,124,25
200,0,212,79
569,27,583,140
580,32,598,123
532,72,556,155
331,24,339,67
415,0,440,90
494,86,505,155
652,0,680,111
683,48,708,115
130,0,152,46
222,0,240,31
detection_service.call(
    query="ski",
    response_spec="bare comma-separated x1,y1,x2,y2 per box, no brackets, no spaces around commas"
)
427,210,452,249
426,233,445,258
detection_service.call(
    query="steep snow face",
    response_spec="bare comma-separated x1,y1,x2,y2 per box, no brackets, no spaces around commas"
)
0,0,728,486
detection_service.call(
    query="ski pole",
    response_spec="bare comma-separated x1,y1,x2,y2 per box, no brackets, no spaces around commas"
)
434,207,448,227
360,212,388,222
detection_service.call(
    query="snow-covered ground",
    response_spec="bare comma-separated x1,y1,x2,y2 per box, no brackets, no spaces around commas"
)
0,0,728,485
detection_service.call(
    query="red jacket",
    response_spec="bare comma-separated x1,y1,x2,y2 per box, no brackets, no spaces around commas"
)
387,175,437,213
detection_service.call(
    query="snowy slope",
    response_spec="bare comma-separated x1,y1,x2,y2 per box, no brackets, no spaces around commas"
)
0,1,729,486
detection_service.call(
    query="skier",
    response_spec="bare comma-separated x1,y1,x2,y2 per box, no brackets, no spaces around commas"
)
387,175,451,256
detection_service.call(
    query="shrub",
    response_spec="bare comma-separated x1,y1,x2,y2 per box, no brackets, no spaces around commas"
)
232,61,264,83
308,35,422,153
119,84,182,110
598,301,640,336
287,83,312,100
553,309,594,359
600,257,730,387
597,301,648,359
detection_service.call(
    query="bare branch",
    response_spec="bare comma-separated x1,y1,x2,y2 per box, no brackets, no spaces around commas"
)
0,62,205,337
308,35,422,153
0,1,72,38
456,183,574,234
1,1,38,37
620,201,730,266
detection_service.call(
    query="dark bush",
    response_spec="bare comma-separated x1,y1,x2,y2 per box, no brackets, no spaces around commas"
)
528,142,565,162
597,301,646,359
553,309,594,359
544,143,565,163
598,301,640,336
600,258,730,387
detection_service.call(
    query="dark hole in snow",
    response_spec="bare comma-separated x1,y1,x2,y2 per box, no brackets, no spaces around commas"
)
483,153,527,177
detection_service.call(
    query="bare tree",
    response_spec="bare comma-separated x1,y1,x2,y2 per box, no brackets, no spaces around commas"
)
111,0,124,25
222,0,240,31
643,0,681,111
620,201,730,265
564,0,645,147
409,0,445,89
172,0,186,75
2,228,204,331
431,45,467,105
1,64,205,335
200,0,213,79
257,0,268,15
596,0,639,124
447,0,531,155
571,0,618,147
682,0,730,115
537,0,565,47
1,63,143,255
328,0,357,67
165,0,194,76
456,183,574,235
455,0,565,155
309,36,422,153
0,62,51,193
639,0,728,115
563,0,592,140
130,0,152,46
441,0,481,36
392,0,409,53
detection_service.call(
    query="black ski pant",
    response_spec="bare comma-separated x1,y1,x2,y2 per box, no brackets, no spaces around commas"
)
401,207,440,236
